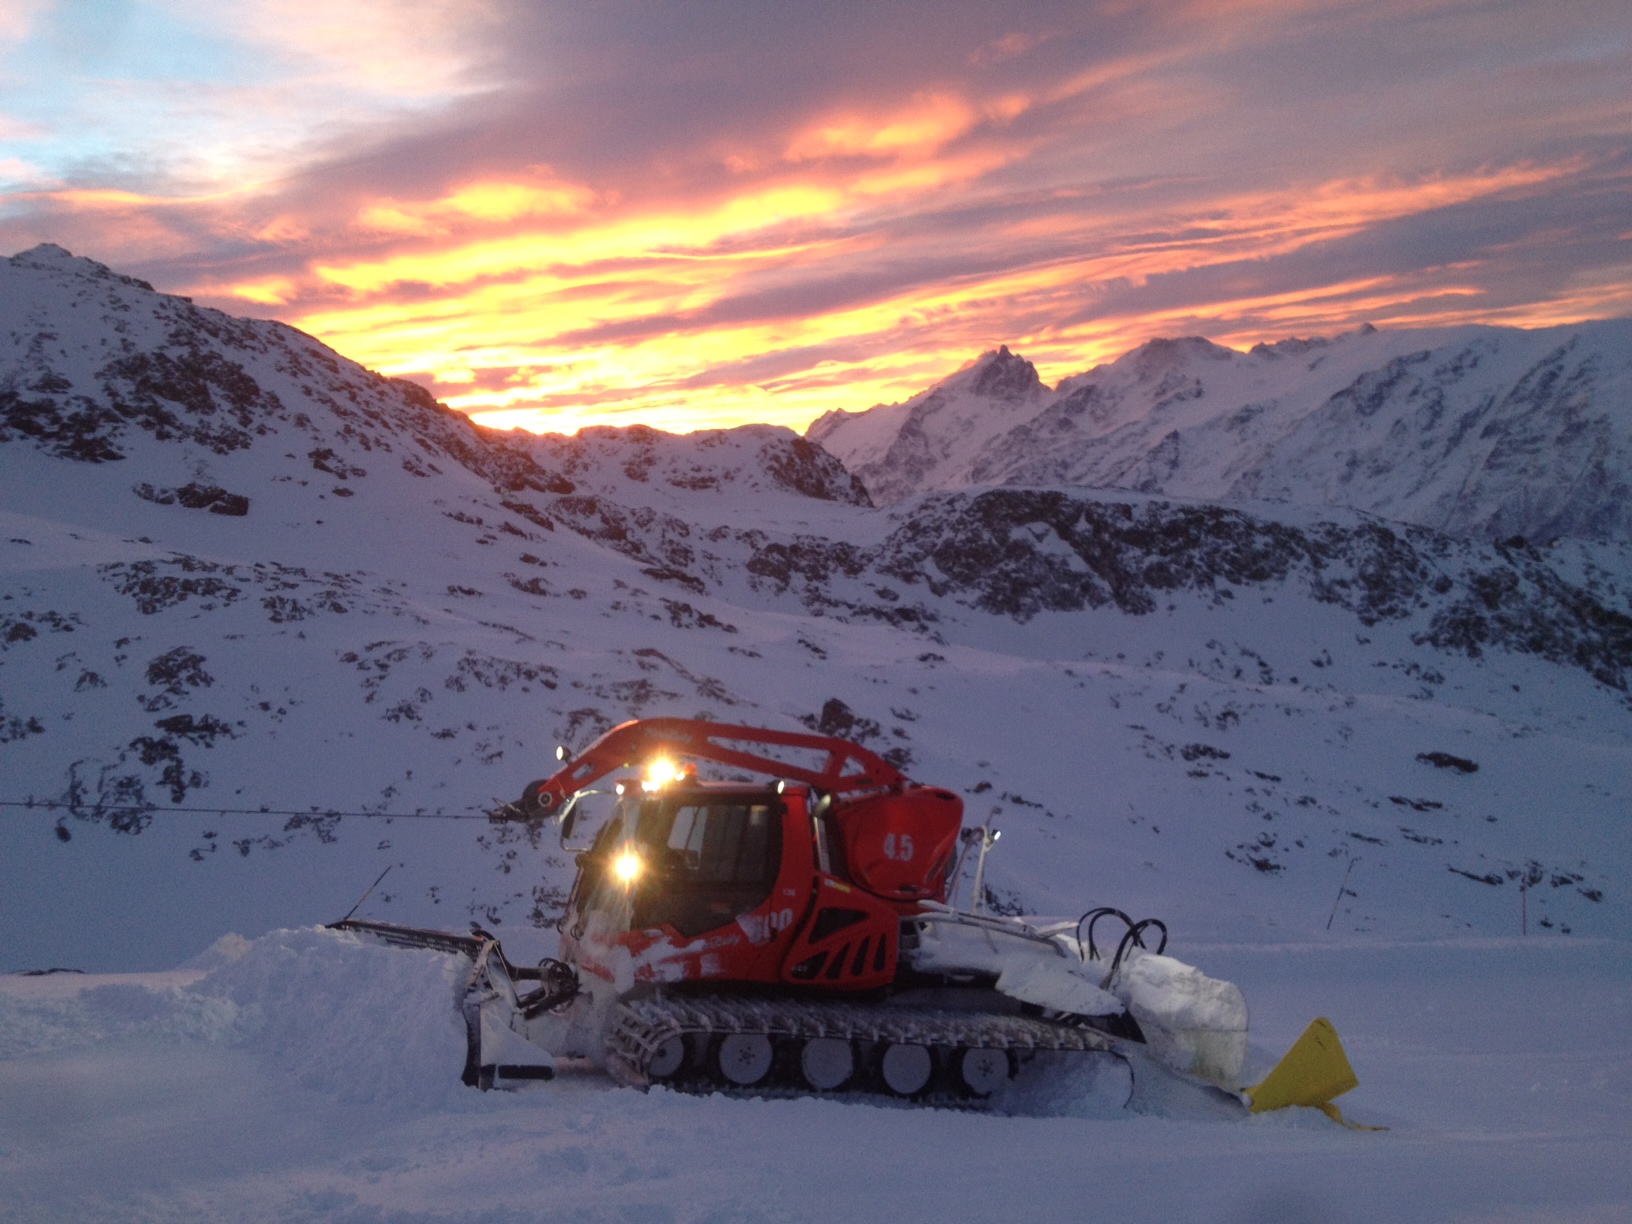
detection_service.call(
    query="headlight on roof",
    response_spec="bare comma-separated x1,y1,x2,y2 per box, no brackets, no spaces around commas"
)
643,758,678,791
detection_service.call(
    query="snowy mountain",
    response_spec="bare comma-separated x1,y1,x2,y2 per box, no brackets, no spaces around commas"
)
3,245,1632,1223
2,243,1629,983
809,323,1632,544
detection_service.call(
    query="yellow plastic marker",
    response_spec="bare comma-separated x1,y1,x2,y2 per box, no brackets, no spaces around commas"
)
1244,1017,1385,1130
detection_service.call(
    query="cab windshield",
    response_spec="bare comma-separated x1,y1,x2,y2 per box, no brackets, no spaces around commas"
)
573,792,783,939
635,798,777,886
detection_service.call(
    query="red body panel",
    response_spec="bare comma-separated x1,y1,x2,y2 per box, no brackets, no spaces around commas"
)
778,875,899,989
834,787,963,903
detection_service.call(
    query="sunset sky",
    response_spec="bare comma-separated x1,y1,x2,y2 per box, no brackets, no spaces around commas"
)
2,0,1629,434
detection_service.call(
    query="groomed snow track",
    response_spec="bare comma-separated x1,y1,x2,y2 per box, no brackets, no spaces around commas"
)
606,991,1133,1108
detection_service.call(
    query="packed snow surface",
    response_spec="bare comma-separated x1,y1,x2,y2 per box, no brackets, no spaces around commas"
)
3,930,1630,1222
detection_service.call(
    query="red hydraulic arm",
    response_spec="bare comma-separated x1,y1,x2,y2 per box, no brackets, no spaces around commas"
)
500,718,911,819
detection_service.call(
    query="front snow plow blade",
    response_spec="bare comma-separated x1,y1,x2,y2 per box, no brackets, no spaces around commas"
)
330,917,571,1090
1245,1017,1382,1129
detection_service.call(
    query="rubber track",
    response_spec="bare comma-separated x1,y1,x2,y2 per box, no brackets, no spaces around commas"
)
606,992,1123,1103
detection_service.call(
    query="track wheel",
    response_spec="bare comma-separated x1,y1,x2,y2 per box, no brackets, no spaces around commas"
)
646,1035,686,1081
880,1043,933,1096
800,1037,854,1091
958,1047,1012,1097
717,1033,774,1086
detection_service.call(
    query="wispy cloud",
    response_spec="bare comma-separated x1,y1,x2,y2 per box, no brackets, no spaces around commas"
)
0,0,501,196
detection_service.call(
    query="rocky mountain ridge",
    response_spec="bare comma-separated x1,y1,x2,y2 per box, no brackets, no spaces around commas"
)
809,322,1632,545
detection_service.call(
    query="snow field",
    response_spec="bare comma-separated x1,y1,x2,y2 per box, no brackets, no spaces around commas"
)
3,931,1629,1223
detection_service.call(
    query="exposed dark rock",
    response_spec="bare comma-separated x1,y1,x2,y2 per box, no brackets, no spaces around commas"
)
1,714,46,742
1,609,82,649
720,488,1632,689
1417,751,1479,773
141,647,213,711
100,558,245,615
134,482,250,515
153,713,239,745
802,698,881,743
761,435,871,506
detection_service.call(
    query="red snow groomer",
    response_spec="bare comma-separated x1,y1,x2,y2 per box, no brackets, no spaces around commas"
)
337,718,1369,1120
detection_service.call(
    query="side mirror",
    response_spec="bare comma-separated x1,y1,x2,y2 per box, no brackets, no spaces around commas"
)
557,789,609,853
558,789,613,848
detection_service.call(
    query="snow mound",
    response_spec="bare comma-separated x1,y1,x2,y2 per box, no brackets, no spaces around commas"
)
995,1049,1137,1120
180,931,255,971
192,926,472,1108
1,928,473,1110
0,973,240,1061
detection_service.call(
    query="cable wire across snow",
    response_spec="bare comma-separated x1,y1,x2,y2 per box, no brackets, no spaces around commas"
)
0,799,492,821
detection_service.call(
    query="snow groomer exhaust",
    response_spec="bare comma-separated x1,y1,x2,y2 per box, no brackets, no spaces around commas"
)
335,718,1374,1122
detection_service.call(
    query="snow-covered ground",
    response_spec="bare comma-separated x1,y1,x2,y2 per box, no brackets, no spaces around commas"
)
3,929,1629,1223
3,245,1631,1221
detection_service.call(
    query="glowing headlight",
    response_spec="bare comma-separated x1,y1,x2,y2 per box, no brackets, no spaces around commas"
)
643,758,678,791
613,850,642,883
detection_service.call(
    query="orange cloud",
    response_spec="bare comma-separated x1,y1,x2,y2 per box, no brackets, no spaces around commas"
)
355,172,598,237
310,177,847,298
784,93,982,162
216,149,1598,437
28,1,1556,450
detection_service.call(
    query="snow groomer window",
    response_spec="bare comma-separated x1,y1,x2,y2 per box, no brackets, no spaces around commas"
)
641,801,776,886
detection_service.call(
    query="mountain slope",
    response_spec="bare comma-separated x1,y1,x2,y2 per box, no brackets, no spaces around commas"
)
1,245,1629,977
809,322,1632,545
807,345,1048,504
